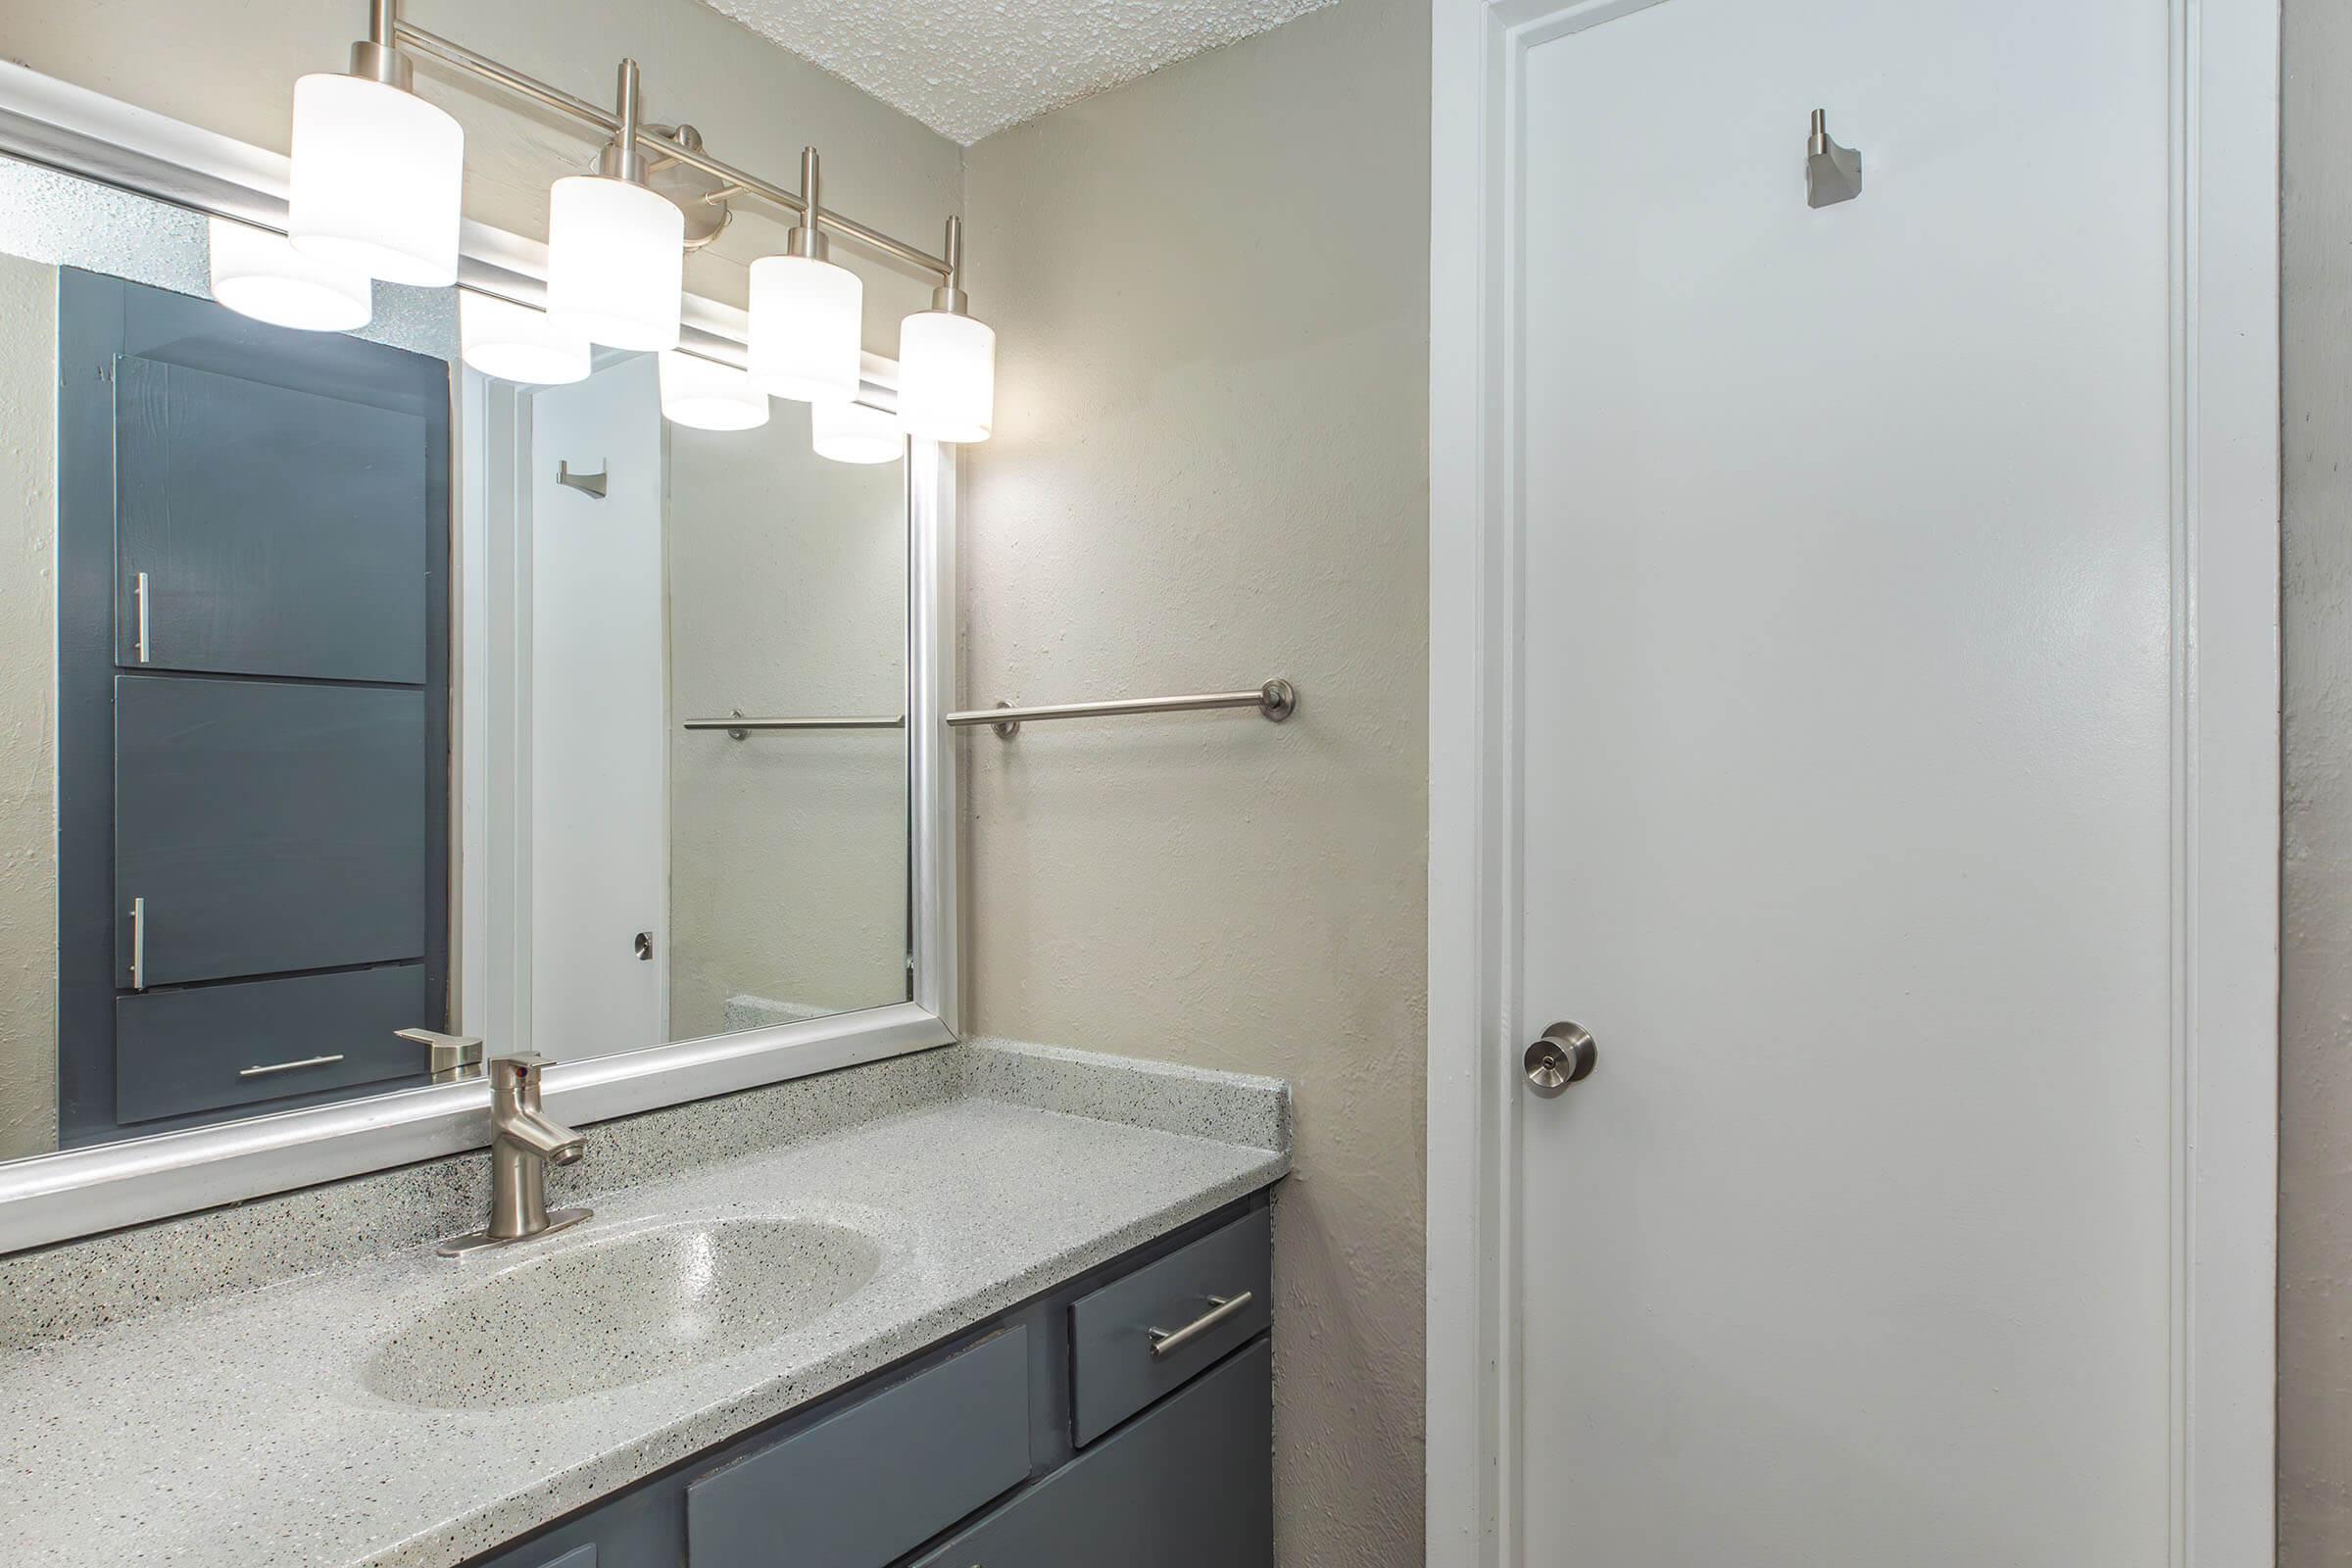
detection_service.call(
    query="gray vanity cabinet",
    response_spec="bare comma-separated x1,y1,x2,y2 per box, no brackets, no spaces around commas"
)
470,1195,1274,1568
908,1342,1273,1567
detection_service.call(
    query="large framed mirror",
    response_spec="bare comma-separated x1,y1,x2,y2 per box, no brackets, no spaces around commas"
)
0,62,958,1251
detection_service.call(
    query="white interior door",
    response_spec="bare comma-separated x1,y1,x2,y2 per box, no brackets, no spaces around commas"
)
526,356,667,1058
1513,0,2191,1560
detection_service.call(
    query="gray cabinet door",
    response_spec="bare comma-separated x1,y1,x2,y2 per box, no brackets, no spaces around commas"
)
686,1327,1031,1568
910,1339,1274,1568
113,674,426,987
113,354,428,683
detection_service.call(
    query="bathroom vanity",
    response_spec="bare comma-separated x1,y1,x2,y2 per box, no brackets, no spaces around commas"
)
477,1200,1272,1568
0,1040,1290,1568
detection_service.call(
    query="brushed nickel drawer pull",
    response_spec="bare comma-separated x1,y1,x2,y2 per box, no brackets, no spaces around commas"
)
1148,1291,1254,1359
238,1054,346,1079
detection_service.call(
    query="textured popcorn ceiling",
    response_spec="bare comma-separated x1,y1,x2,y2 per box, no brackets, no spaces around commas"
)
696,0,1337,144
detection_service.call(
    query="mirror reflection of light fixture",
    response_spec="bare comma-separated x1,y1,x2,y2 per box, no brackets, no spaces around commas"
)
459,291,591,385
750,147,863,405
287,4,463,287
548,60,684,353
811,398,902,465
660,351,770,431
207,217,373,331
897,218,995,444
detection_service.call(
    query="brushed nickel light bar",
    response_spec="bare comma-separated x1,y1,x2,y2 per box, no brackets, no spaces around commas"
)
270,0,997,446
385,16,956,281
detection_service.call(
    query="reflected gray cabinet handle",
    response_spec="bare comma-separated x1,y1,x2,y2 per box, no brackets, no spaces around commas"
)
1147,1291,1255,1358
127,896,146,992
238,1054,345,1078
132,570,152,663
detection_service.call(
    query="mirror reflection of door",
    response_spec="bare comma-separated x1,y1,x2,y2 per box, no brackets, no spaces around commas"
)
55,270,452,1147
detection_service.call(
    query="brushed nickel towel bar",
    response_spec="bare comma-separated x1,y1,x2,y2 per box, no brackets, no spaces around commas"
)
684,712,906,741
948,679,1297,739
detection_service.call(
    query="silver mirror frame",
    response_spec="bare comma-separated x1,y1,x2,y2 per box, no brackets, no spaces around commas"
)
0,61,961,1253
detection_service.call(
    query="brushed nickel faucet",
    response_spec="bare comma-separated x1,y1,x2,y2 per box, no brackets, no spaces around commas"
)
438,1054,592,1257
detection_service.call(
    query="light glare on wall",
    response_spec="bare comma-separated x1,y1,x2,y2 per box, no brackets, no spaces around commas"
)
660,352,770,431
811,398,902,465
207,218,373,332
287,73,464,288
547,174,685,353
459,292,591,385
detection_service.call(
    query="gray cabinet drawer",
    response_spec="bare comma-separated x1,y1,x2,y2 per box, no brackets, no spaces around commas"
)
911,1339,1273,1568
686,1326,1030,1567
115,963,427,1124
1070,1206,1271,1445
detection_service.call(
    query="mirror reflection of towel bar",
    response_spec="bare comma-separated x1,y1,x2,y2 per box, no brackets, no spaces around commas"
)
682,711,906,741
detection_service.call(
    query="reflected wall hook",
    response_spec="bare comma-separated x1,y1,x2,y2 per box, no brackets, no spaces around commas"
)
557,460,609,499
1806,109,1862,208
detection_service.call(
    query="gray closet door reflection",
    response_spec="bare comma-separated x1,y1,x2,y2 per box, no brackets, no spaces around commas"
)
113,355,428,683
114,674,426,987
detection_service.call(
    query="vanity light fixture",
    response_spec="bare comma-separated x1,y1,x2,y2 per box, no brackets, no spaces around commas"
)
810,397,903,465
208,217,374,331
302,1,998,447
459,291,591,385
287,0,463,287
659,351,770,431
750,147,864,404
548,60,685,353
896,218,996,444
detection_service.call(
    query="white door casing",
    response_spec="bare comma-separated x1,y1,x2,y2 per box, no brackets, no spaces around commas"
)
1427,0,2279,1561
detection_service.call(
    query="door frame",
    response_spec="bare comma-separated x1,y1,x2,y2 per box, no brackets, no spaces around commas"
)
1425,0,2282,1561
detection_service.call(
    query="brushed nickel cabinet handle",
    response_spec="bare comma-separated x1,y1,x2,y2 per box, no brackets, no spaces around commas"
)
133,570,152,663
238,1054,345,1078
127,896,146,992
1148,1291,1255,1359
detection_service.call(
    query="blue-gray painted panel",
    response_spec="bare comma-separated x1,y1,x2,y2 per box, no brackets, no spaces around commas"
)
113,354,429,683
686,1327,1030,1568
1069,1206,1272,1444
912,1339,1275,1568
114,674,426,986
114,964,427,1124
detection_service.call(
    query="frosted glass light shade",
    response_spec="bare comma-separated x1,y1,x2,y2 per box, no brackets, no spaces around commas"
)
896,309,996,443
207,218,371,331
547,175,684,352
460,292,590,385
287,74,463,287
811,398,902,465
660,352,769,431
749,254,862,403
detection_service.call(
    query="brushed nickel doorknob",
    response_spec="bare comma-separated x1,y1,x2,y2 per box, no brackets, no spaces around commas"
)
1525,1021,1597,1098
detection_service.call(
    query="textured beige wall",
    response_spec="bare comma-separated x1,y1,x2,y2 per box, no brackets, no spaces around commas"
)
0,253,56,1162
0,0,960,341
666,409,908,1040
2281,0,2351,1557
959,0,1430,1559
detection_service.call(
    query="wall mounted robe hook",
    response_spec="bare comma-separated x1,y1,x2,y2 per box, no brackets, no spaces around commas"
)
1806,109,1862,208
557,460,608,499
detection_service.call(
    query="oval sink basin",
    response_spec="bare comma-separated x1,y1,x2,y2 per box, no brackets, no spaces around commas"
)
363,1218,880,1409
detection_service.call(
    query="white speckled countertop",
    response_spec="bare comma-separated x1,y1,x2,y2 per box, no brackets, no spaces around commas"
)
0,1041,1290,1568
